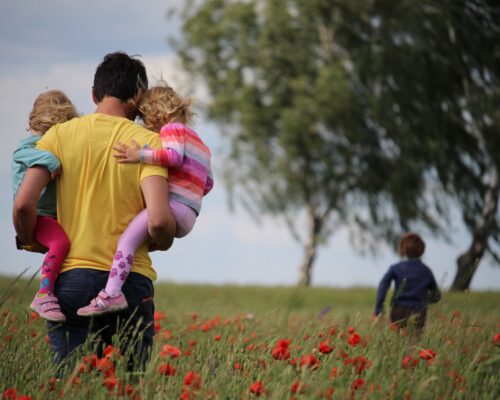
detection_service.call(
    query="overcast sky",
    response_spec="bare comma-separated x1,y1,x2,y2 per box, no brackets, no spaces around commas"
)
1,0,498,290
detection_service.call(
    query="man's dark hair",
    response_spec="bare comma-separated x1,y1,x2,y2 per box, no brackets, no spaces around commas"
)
93,51,148,102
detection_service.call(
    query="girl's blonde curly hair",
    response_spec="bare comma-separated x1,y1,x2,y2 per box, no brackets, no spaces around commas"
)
138,81,194,132
28,90,78,134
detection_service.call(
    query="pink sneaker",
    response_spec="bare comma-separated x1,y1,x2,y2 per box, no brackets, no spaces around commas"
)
77,290,128,317
30,292,66,322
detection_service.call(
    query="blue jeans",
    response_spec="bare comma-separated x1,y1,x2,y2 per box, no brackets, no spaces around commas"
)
47,268,155,371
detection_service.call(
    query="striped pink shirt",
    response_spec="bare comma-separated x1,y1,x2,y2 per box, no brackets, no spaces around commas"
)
141,122,213,214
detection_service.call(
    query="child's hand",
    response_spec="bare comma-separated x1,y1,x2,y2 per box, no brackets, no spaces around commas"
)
113,140,141,163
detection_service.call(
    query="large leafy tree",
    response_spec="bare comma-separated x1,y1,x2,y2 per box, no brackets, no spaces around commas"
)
357,0,500,290
172,0,445,285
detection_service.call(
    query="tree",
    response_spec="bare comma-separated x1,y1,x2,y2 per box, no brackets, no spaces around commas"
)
172,0,446,285
355,0,500,290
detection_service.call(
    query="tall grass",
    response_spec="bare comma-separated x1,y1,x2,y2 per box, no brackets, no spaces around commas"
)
0,275,499,399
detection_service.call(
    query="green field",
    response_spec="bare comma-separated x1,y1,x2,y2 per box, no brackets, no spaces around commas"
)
1,274,499,399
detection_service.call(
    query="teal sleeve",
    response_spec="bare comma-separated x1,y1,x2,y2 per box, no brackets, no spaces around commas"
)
12,146,60,173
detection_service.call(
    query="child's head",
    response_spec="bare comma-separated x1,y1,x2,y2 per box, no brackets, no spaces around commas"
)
138,81,193,132
29,90,78,135
398,232,425,259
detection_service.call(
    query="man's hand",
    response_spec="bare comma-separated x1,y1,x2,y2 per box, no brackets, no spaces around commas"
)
113,140,141,163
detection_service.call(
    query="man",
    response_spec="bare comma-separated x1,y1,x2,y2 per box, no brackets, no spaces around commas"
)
13,52,176,369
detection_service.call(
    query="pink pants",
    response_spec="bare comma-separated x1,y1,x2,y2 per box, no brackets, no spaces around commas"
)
34,216,70,294
104,200,196,296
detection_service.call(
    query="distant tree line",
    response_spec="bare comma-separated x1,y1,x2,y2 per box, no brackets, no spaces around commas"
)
171,0,500,289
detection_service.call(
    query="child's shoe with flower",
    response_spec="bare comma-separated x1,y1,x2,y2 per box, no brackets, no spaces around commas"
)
30,292,66,322
77,290,128,317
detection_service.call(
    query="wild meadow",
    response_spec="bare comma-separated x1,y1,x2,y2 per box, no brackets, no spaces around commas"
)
0,274,499,399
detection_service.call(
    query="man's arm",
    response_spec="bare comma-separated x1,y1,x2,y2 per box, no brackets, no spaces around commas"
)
13,167,51,244
140,175,176,251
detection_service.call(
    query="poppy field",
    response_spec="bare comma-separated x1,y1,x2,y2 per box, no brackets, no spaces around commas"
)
1,277,499,399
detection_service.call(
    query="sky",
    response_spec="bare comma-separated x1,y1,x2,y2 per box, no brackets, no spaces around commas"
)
1,0,499,291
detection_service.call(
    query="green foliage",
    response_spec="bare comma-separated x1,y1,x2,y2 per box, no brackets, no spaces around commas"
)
172,0,500,286
173,0,443,258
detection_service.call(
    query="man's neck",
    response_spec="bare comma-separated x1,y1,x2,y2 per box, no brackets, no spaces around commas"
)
95,96,130,119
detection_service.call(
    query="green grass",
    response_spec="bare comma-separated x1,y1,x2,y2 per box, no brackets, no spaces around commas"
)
1,274,499,399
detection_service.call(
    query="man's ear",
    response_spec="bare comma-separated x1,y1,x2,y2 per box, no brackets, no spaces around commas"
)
133,90,143,105
92,87,98,105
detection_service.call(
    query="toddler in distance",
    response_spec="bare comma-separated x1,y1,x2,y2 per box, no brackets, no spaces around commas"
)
374,232,441,333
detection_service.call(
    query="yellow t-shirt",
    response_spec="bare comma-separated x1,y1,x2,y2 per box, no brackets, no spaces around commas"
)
37,113,167,281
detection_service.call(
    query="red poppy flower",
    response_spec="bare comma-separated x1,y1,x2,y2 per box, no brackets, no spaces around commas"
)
154,311,166,321
250,381,264,396
233,362,242,370
347,333,361,346
3,388,17,400
214,334,222,341
318,340,334,354
103,345,120,359
96,357,115,378
299,354,321,369
158,363,176,376
271,339,291,360
161,344,182,359
103,377,119,391
162,330,172,340
402,354,420,370
348,326,356,334
353,356,369,374
184,371,201,389
351,378,365,390
493,333,500,346
419,349,436,361
291,381,306,394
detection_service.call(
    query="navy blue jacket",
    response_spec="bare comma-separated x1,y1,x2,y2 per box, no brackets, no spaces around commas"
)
375,259,441,315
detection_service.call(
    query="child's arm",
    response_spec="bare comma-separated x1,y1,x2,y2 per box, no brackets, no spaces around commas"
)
204,164,214,195
13,146,60,176
114,124,186,167
374,266,395,315
427,273,441,303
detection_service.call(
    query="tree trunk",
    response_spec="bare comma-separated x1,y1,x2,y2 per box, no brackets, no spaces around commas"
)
297,212,322,286
451,166,499,291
